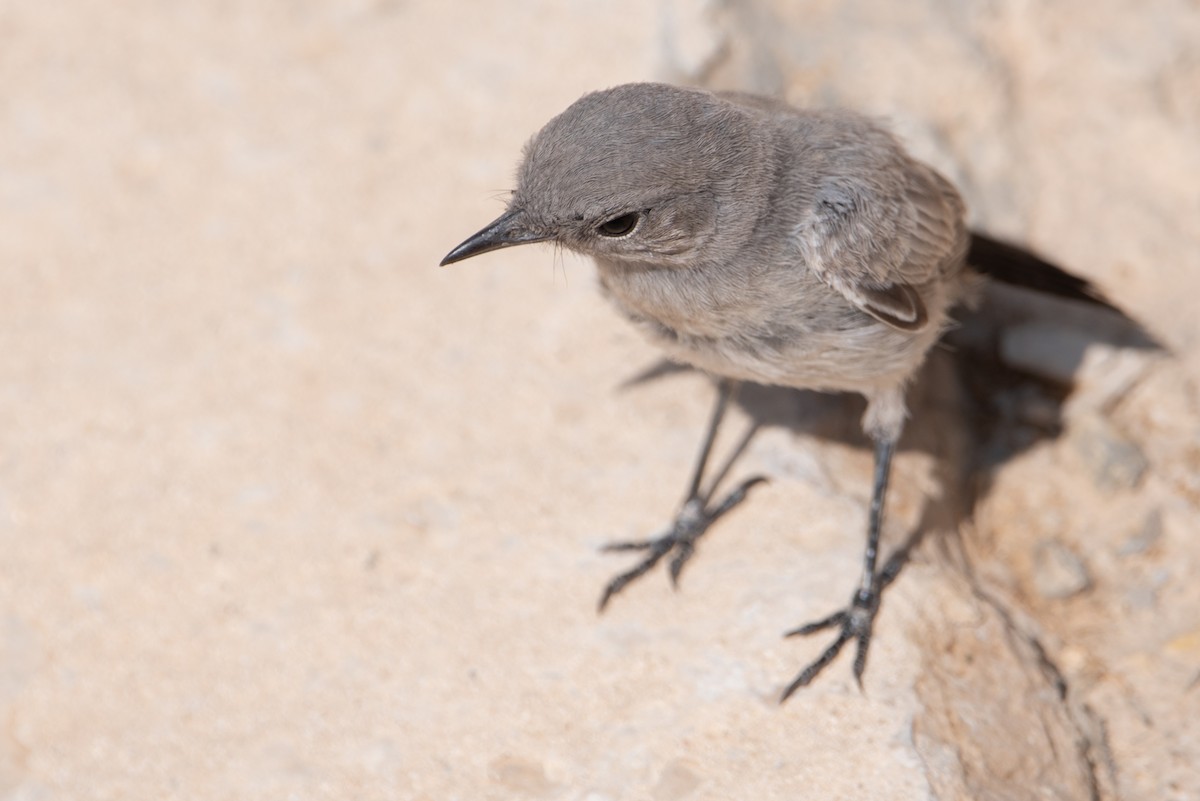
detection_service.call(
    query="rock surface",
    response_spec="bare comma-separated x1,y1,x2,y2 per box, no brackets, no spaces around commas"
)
1,1,1197,799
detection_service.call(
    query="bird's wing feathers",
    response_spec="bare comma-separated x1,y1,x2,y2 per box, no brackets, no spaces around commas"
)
797,161,965,331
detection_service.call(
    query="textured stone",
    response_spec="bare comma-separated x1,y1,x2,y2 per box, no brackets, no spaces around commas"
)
0,1,1196,800
1070,413,1150,491
1033,539,1092,599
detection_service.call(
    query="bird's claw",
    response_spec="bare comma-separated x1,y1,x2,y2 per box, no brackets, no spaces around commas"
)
780,587,880,701
597,475,767,611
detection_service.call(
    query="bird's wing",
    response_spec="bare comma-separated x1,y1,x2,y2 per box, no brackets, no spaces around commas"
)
796,162,967,331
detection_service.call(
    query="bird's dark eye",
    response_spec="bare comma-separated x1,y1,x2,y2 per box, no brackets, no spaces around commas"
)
597,212,640,237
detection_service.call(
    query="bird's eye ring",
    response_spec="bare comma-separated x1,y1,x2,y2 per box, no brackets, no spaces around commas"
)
597,212,641,238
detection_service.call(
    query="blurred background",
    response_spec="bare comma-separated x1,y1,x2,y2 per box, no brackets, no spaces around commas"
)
1,1,1197,798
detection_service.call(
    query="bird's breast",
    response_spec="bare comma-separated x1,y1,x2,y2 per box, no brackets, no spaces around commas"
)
594,259,936,394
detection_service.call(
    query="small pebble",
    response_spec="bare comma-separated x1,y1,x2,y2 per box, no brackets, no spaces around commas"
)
1033,539,1091,599
1119,509,1163,556
1069,414,1148,491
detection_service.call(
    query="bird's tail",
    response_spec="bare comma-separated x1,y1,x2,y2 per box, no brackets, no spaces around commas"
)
967,232,1118,312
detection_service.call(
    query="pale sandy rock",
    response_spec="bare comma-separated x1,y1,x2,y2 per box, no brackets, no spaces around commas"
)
1068,413,1150,491
0,1,1196,800
1032,539,1092,600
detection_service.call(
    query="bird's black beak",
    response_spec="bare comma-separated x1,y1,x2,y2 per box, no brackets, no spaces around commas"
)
439,208,551,266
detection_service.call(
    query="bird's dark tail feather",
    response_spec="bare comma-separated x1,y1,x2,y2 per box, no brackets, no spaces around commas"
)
968,231,1118,313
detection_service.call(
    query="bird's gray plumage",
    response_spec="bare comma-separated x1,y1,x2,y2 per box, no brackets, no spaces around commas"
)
488,83,973,440
440,82,1004,694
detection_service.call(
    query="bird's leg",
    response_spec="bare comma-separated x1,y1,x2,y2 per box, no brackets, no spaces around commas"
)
598,379,768,611
780,435,896,700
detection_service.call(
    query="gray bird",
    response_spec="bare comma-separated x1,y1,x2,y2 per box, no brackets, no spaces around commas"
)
441,82,1112,700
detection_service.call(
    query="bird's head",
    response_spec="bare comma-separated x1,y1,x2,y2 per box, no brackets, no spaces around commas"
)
441,83,770,269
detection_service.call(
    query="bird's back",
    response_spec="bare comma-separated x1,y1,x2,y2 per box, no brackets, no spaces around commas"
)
598,92,972,396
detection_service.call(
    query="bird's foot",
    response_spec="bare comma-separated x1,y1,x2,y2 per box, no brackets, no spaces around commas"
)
780,584,881,701
597,475,767,611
